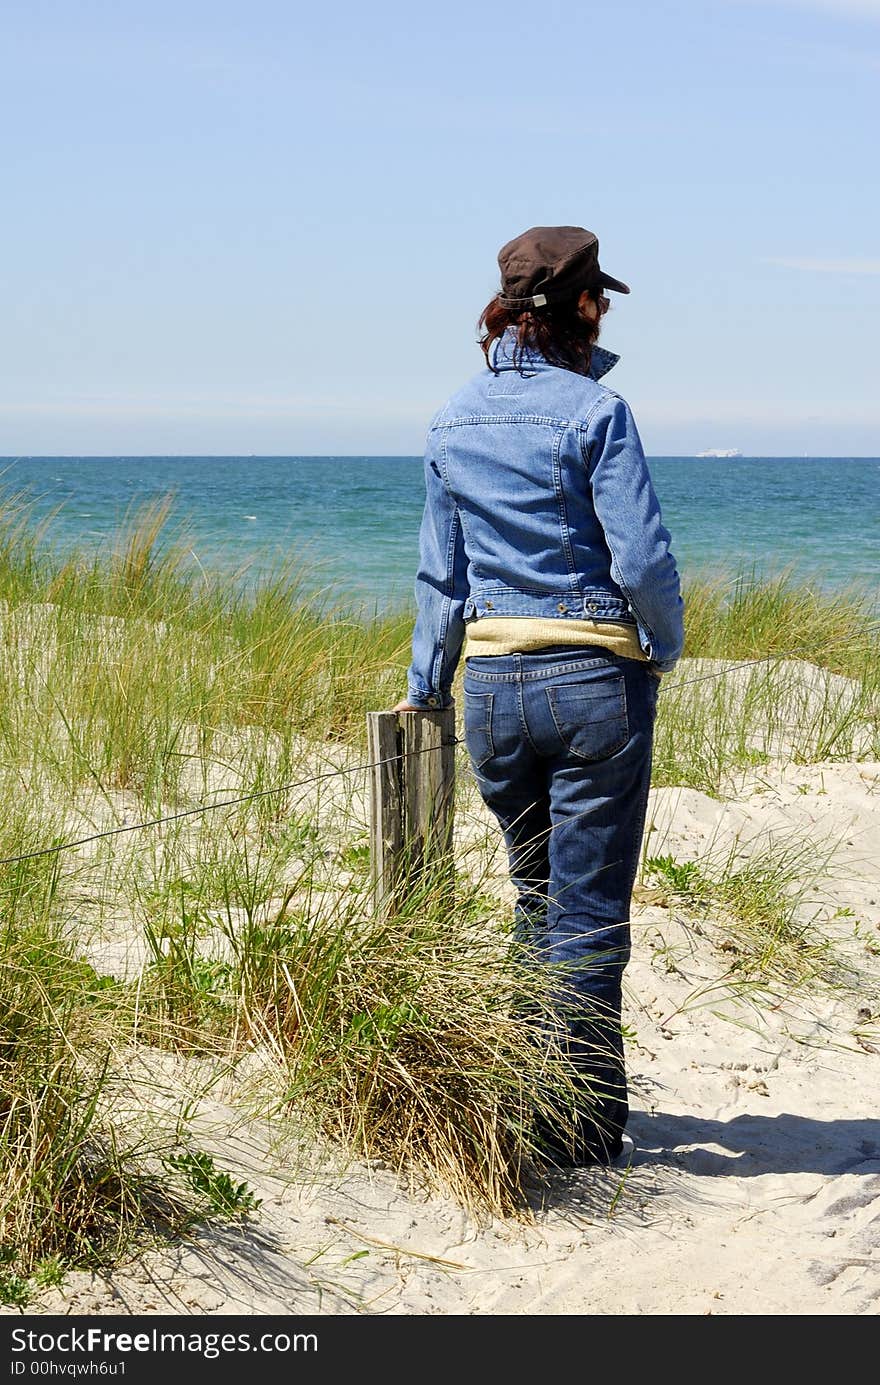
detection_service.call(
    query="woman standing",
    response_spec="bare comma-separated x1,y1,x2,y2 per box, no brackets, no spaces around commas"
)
395,226,684,1166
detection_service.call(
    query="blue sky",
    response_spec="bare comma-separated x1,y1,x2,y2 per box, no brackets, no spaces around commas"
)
1,0,878,456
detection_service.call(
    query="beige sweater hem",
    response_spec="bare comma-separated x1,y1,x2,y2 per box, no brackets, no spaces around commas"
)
464,617,648,661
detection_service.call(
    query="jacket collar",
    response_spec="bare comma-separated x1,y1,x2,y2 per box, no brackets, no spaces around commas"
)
489,325,620,381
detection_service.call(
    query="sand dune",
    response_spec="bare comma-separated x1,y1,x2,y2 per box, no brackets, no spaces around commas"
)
10,728,877,1318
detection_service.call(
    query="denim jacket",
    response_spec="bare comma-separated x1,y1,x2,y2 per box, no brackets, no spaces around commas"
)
406,327,684,708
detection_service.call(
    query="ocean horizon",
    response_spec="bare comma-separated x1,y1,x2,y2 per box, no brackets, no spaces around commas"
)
1,455,877,610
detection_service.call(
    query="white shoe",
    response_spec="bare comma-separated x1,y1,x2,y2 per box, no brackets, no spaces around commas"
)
613,1132,636,1166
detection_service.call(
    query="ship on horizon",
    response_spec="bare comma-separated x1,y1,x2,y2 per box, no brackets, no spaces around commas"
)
695,447,743,458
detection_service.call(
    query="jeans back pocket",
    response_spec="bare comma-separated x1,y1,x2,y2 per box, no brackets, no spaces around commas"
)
463,690,495,768
546,672,629,762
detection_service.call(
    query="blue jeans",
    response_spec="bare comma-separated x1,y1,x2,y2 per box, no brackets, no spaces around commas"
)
463,646,659,1164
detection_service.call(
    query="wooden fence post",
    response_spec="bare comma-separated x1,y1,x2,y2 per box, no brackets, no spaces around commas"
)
367,706,456,913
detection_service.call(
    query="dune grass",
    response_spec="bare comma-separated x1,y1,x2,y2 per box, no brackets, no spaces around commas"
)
648,565,880,794
0,828,262,1306
644,834,838,990
130,840,587,1214
680,565,877,672
0,495,877,1292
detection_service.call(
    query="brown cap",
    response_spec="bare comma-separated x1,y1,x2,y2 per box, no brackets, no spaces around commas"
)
497,225,630,309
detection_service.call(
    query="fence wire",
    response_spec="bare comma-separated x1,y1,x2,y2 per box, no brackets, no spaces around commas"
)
0,736,462,868
0,645,872,869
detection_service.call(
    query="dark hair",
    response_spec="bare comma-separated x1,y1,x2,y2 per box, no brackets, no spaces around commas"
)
478,287,607,376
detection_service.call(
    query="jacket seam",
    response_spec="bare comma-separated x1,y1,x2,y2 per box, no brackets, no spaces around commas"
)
433,414,587,429
551,426,581,600
581,390,620,440
429,432,467,696
607,560,655,653
578,395,658,652
440,462,484,584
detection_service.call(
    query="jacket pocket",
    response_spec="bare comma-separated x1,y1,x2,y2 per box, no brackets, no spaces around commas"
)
546,672,629,762
464,691,495,769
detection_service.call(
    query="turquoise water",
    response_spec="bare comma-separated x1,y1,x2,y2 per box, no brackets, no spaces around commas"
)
1,456,877,611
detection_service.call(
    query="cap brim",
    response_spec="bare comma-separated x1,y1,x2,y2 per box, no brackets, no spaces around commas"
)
599,272,630,294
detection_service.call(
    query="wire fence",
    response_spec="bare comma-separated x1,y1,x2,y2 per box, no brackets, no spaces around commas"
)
0,736,463,868
0,647,872,869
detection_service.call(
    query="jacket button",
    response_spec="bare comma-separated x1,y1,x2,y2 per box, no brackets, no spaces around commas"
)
485,600,494,609
557,603,567,612
427,695,440,708
588,602,598,612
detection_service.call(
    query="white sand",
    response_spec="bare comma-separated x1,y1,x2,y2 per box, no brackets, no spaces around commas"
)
10,667,880,1318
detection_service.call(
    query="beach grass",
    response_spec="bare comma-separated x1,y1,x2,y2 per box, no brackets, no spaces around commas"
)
130,842,588,1214
0,841,263,1303
644,833,837,990
0,497,878,1289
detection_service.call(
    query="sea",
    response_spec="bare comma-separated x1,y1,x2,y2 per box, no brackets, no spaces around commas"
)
0,456,877,612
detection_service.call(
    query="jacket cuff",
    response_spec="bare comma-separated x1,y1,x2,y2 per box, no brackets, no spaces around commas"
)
406,685,450,710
